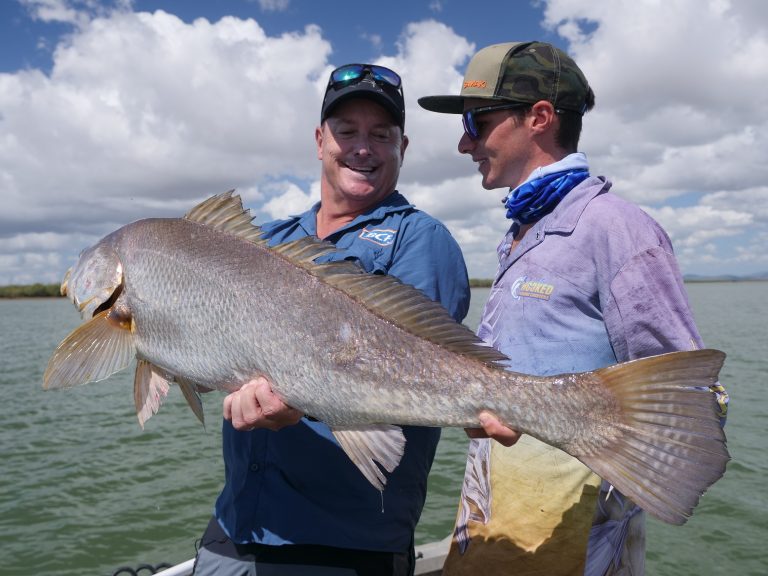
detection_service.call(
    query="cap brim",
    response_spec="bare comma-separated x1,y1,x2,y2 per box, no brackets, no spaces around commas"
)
417,95,465,114
323,82,405,128
418,95,508,114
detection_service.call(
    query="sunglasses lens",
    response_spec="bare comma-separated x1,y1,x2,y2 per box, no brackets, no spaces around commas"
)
462,110,479,139
330,64,401,89
331,64,365,84
369,66,401,88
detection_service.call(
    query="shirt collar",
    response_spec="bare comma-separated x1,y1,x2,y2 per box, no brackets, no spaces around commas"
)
542,175,611,234
520,152,590,186
296,191,414,238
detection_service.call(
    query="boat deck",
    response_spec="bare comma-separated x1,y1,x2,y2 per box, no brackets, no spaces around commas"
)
152,536,451,576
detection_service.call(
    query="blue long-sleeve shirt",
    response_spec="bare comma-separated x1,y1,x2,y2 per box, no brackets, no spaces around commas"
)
213,191,470,552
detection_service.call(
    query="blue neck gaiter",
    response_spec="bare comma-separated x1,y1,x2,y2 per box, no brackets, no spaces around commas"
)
503,168,590,223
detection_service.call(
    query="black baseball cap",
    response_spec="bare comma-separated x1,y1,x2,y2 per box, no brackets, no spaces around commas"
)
321,63,406,129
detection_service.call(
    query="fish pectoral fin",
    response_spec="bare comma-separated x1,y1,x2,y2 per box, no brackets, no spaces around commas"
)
134,360,171,429
44,310,136,390
175,376,205,428
331,425,406,491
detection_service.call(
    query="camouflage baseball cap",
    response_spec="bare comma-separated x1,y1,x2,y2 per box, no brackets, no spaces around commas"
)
418,41,592,114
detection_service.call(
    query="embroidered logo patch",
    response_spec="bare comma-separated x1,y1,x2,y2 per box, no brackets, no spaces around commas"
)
510,276,555,301
359,227,397,246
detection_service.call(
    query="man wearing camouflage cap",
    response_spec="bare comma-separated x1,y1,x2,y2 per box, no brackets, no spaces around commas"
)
419,42,728,575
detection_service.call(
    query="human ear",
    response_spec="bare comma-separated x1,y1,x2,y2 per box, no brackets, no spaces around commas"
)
530,101,557,134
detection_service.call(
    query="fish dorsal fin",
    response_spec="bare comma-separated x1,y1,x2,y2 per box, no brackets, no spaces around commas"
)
184,191,508,366
319,272,509,366
266,231,507,365
269,236,369,277
184,190,267,245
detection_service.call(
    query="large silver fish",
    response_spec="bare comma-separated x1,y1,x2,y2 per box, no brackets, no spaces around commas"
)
45,192,729,525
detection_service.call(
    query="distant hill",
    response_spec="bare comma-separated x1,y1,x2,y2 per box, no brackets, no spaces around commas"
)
684,271,768,282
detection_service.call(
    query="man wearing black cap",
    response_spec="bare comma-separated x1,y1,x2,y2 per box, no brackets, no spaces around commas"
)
419,42,727,575
192,64,470,575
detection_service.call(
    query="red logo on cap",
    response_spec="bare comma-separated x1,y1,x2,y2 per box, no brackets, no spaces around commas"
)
463,80,487,89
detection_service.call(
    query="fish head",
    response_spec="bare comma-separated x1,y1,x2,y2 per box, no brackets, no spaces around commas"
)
63,240,124,319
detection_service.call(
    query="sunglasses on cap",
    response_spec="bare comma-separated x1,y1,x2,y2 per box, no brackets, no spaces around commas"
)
462,102,531,140
329,64,402,90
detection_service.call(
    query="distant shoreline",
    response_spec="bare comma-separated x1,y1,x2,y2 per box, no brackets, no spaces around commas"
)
2,277,767,298
0,284,63,298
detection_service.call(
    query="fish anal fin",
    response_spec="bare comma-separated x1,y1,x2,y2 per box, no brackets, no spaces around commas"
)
44,310,136,390
176,376,206,428
134,360,171,429
331,425,406,491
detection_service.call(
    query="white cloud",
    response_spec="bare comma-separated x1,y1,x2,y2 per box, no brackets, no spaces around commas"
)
429,1,443,14
256,0,290,13
0,8,331,233
531,0,768,276
544,0,768,200
20,0,88,25
259,180,321,220
1,0,768,285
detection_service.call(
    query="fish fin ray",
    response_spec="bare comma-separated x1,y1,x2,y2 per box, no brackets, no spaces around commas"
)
44,310,136,389
571,349,729,525
184,190,268,246
134,359,170,429
323,274,509,366
176,377,206,428
331,425,406,490
270,236,344,266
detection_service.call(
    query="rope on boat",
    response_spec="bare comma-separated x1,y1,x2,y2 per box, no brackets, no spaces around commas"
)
111,563,173,576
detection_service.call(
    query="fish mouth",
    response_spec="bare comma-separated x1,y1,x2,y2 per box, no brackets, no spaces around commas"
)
74,278,123,318
86,280,124,317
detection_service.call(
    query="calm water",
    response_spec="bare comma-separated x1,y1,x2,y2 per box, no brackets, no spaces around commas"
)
1,283,766,575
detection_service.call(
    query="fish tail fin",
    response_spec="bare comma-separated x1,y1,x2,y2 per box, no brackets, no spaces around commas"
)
44,310,135,390
576,349,729,525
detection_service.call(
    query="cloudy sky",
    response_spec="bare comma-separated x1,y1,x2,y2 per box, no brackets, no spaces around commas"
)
1,0,767,285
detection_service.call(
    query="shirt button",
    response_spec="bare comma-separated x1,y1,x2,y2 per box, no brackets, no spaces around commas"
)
250,463,260,472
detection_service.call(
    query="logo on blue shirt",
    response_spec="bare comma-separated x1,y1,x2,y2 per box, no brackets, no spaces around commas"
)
359,227,397,246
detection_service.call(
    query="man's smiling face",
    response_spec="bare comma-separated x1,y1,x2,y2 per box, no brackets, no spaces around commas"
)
317,98,408,210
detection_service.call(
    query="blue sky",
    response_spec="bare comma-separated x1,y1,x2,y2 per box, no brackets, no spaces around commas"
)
1,1,562,73
1,0,767,284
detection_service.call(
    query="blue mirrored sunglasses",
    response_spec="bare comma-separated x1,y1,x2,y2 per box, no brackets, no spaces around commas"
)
462,102,531,140
329,64,402,90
